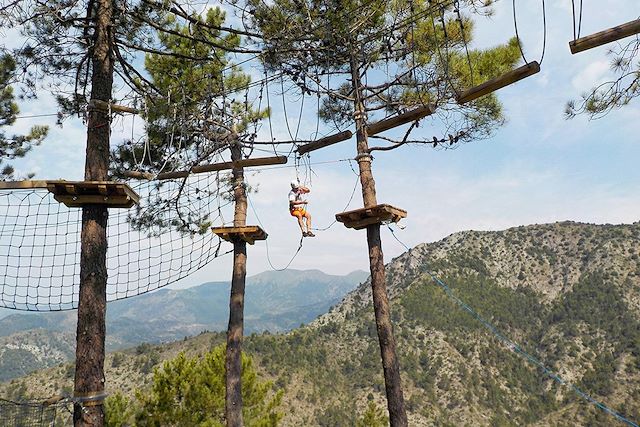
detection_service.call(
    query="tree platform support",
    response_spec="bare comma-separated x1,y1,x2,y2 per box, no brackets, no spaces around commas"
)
212,225,268,245
0,180,139,208
335,204,407,230
570,19,640,54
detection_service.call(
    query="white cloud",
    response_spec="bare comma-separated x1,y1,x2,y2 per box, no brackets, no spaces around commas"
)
571,60,611,91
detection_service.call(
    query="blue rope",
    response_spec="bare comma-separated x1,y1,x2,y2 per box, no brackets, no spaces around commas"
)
387,226,639,427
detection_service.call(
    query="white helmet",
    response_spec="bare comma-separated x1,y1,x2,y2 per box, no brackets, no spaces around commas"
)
290,180,299,188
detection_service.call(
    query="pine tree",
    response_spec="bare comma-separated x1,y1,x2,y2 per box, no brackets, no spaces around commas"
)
126,345,283,426
0,53,48,180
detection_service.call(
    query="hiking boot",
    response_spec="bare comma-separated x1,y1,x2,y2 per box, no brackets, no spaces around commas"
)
306,231,316,237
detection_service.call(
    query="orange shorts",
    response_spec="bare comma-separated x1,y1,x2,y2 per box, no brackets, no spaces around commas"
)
290,208,306,218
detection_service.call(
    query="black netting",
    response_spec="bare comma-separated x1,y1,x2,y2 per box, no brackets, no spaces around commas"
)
0,398,58,426
0,174,234,311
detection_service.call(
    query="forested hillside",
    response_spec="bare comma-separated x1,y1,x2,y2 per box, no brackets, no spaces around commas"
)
2,221,639,426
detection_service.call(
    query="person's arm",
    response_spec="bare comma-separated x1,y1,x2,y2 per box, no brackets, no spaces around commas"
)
289,192,307,207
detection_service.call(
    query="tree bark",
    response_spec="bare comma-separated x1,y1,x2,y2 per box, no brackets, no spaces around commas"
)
74,0,114,425
225,142,247,427
350,55,408,427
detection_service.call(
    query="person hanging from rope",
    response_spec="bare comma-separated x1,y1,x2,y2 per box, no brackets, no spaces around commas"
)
289,180,315,237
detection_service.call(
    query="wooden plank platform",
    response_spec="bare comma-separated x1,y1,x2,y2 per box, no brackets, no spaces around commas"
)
212,225,268,245
335,204,407,230
0,180,140,208
570,19,640,54
46,181,139,208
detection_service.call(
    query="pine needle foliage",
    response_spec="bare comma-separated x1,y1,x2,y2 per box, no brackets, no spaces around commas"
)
0,54,48,180
105,345,283,426
248,0,522,147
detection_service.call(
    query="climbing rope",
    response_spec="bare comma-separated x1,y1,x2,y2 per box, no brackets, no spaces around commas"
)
246,193,304,272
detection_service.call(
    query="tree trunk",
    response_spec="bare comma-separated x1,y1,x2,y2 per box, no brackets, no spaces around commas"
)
225,142,247,427
73,1,114,426
350,56,408,427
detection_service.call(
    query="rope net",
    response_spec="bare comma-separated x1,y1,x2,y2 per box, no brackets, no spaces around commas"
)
0,398,58,426
0,174,233,311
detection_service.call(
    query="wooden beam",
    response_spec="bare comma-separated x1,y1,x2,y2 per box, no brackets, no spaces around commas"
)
570,19,640,54
367,104,435,136
123,155,288,180
456,61,540,104
296,130,353,155
122,171,154,180
88,99,139,114
0,180,49,189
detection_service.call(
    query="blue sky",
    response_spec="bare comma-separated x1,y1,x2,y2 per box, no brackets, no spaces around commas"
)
4,0,640,291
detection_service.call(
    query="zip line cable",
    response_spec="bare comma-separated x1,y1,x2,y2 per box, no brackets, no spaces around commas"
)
385,224,639,427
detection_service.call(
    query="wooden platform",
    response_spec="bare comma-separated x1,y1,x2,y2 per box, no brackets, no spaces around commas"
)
335,204,407,230
46,181,139,208
212,225,268,245
0,180,139,208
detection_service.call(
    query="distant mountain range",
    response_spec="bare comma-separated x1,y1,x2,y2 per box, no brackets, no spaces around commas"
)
0,269,367,381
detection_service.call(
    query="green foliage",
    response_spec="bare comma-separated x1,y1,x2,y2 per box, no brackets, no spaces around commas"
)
105,392,135,427
566,38,640,118
0,53,48,179
111,7,266,235
123,345,282,426
356,402,388,427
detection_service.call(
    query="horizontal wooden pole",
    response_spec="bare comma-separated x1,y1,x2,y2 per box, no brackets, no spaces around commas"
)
88,99,139,114
367,104,435,136
122,171,154,180
0,180,49,189
570,19,640,54
123,155,288,180
296,130,353,155
457,61,540,104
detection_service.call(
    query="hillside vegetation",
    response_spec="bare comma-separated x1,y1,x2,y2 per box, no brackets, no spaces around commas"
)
2,221,639,426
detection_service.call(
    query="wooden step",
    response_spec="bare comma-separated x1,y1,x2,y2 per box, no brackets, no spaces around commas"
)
335,204,407,230
211,225,268,245
456,61,540,104
570,19,640,54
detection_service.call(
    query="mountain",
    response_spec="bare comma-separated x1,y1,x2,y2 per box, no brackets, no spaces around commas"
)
2,221,639,426
0,269,367,381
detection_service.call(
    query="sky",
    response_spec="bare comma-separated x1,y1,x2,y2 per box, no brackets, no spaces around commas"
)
3,0,640,292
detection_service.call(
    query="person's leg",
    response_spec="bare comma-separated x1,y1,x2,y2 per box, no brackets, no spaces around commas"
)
304,212,314,237
296,214,306,235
